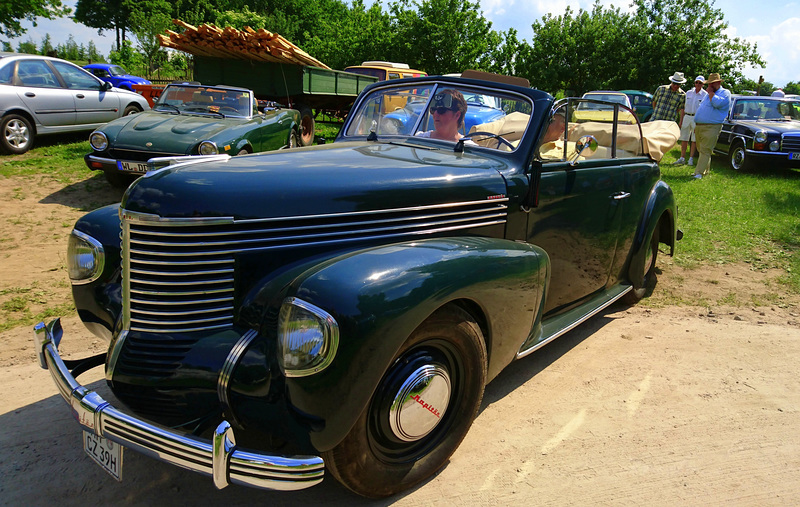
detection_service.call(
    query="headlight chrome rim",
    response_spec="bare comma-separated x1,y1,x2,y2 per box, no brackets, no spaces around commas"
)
754,131,768,144
198,140,218,155
67,229,105,285
90,131,108,151
278,297,339,377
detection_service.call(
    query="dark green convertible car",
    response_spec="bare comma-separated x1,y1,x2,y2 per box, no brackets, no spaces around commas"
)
36,71,681,498
85,82,301,187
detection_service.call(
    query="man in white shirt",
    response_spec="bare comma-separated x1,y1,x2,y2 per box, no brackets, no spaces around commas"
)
674,75,709,166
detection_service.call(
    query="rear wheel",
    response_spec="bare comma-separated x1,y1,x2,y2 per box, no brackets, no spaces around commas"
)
729,141,750,171
1,114,34,154
624,228,659,304
122,104,142,116
298,106,315,146
323,306,487,498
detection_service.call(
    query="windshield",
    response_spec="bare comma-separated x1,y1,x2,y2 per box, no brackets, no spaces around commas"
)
344,82,533,151
108,65,127,77
732,99,800,120
154,85,254,117
578,93,630,110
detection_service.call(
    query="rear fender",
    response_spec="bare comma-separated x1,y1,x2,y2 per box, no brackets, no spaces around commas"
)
281,236,547,451
628,180,677,287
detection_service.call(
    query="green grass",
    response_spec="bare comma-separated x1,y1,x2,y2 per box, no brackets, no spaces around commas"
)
659,148,800,291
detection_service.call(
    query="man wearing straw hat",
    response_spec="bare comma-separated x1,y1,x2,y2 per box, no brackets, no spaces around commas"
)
650,72,686,122
692,72,731,179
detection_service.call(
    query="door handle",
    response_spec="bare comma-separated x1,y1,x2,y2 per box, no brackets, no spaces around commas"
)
25,92,35,97
76,94,85,99
612,192,631,200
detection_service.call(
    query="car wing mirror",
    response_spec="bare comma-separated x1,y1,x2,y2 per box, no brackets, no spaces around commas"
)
570,135,598,166
101,81,113,91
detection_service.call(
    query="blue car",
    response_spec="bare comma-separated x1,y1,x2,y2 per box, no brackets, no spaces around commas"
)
83,63,151,91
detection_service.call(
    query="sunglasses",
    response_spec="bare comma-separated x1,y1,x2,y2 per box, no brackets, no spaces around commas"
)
432,107,455,115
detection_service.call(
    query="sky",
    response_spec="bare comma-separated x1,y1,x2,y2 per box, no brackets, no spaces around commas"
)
4,0,798,87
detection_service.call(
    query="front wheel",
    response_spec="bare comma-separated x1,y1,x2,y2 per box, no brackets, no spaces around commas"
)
1,114,34,154
298,106,315,146
323,306,487,498
122,104,142,116
729,141,750,171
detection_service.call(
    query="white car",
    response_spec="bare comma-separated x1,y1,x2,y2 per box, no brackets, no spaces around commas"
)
0,53,150,154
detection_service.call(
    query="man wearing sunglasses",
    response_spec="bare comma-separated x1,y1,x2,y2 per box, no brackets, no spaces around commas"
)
416,89,475,144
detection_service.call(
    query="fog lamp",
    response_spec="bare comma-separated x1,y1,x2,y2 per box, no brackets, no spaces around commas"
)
769,140,780,151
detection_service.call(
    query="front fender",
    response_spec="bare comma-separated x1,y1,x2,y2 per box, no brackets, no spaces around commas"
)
628,180,677,286
283,236,547,451
71,204,123,341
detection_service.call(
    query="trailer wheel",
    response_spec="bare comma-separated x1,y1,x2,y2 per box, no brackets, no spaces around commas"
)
298,106,315,146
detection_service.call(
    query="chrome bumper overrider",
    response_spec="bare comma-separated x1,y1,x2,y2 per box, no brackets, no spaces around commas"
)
33,319,324,491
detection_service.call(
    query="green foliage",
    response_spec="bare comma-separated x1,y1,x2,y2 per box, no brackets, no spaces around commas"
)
0,0,70,38
785,82,800,95
110,39,145,71
16,38,37,54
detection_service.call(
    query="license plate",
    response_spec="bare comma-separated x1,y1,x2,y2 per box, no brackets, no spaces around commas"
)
83,431,123,481
789,153,800,160
117,160,149,173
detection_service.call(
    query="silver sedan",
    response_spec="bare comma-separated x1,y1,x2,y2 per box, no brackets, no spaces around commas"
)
0,53,151,154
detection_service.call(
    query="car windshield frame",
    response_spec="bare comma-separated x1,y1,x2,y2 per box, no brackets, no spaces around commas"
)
341,79,534,153
108,65,127,77
154,84,255,118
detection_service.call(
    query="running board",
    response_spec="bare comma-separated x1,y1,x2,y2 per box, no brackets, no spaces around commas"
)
516,284,632,359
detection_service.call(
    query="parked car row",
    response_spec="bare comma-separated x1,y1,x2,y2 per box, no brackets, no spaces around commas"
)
0,53,150,154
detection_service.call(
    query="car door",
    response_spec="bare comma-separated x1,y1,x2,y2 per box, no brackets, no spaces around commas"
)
527,101,633,315
49,60,121,126
14,59,76,127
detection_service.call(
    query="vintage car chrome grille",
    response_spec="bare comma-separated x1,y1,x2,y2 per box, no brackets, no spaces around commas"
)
110,148,184,162
782,134,800,152
122,199,508,334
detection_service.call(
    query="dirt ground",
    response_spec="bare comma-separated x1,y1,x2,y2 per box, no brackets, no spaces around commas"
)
1,171,800,506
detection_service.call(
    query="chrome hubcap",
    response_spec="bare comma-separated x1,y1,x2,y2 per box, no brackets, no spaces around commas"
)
5,119,29,148
388,364,451,442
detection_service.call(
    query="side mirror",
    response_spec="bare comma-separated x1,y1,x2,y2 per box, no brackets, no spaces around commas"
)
101,81,113,91
570,135,598,166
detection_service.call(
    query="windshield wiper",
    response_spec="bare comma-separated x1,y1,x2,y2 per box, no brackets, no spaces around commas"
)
154,104,181,115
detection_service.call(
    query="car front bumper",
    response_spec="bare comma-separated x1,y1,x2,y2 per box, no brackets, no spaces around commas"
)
33,318,324,491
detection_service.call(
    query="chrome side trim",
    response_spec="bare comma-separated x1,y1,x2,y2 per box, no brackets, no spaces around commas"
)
218,329,259,417
33,320,324,491
516,284,632,359
105,329,129,381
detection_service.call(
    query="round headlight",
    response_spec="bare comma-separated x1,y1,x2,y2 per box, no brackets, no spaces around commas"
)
754,131,768,143
769,140,780,151
89,131,108,151
67,230,105,284
198,140,218,155
278,297,339,377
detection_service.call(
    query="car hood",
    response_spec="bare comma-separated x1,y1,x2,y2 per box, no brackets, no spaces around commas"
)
122,141,510,220
108,111,245,150
734,119,800,133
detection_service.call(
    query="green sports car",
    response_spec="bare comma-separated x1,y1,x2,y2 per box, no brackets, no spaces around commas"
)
85,82,301,187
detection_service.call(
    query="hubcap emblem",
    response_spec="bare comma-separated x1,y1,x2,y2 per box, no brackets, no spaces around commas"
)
389,365,451,442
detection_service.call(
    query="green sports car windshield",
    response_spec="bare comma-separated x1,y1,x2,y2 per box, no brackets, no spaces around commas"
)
154,85,255,118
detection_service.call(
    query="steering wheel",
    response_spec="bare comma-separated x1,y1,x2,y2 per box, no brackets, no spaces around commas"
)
466,130,515,150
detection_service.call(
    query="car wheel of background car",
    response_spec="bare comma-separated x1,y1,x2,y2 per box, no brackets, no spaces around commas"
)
298,106,315,146
322,305,487,498
729,141,750,171
103,170,138,189
1,114,34,155
624,229,659,304
236,147,250,155
122,104,142,116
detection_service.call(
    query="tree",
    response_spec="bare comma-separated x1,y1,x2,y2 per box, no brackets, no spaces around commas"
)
17,38,37,54
40,33,54,56
129,0,172,74
389,0,499,76
74,0,132,49
784,82,800,95
0,0,70,38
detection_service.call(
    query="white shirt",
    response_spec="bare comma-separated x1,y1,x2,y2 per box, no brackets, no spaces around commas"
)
684,87,708,115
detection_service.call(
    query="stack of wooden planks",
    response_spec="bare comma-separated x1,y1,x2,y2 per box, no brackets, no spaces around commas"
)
158,20,330,69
